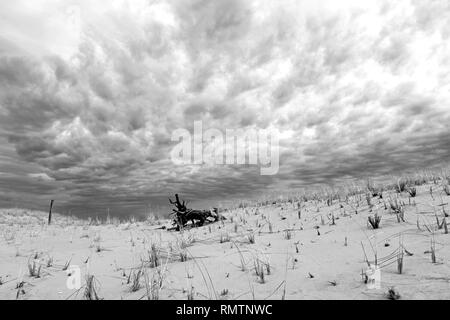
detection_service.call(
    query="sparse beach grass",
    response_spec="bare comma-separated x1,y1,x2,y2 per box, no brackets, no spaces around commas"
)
1,172,450,300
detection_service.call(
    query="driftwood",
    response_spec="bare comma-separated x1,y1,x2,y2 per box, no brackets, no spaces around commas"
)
169,194,224,231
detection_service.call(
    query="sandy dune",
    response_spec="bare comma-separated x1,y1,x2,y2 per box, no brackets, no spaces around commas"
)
1,182,449,300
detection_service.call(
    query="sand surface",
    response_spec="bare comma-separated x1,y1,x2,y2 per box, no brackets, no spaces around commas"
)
1,183,449,300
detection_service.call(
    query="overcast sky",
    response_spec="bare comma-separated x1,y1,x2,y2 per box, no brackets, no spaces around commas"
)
1,0,449,217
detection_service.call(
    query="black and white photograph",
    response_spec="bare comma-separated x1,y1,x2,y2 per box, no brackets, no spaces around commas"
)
0,0,450,303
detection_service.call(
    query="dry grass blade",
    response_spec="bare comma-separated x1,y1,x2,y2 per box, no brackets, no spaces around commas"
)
84,275,101,300
130,267,143,292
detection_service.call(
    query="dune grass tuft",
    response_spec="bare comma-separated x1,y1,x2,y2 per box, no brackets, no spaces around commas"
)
368,213,381,229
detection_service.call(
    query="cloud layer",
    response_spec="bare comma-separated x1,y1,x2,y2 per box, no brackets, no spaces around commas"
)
1,0,449,217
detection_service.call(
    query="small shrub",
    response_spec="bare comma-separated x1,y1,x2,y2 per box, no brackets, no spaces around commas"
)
187,286,195,300
220,289,229,297
220,232,230,243
330,214,336,226
284,230,292,240
368,214,381,229
395,179,407,193
386,287,400,300
46,256,53,268
389,199,402,213
254,259,265,284
130,269,143,292
179,250,188,262
28,259,41,278
443,185,450,196
407,187,417,197
389,199,405,222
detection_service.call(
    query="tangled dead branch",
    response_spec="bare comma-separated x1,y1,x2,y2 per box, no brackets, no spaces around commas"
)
169,194,225,231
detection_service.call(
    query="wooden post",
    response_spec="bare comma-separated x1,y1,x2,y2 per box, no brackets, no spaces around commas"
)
48,200,54,225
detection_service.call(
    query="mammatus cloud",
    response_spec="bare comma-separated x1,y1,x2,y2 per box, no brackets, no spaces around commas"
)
0,0,449,217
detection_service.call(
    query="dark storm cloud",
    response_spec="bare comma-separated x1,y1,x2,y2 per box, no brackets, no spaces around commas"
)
0,0,449,217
